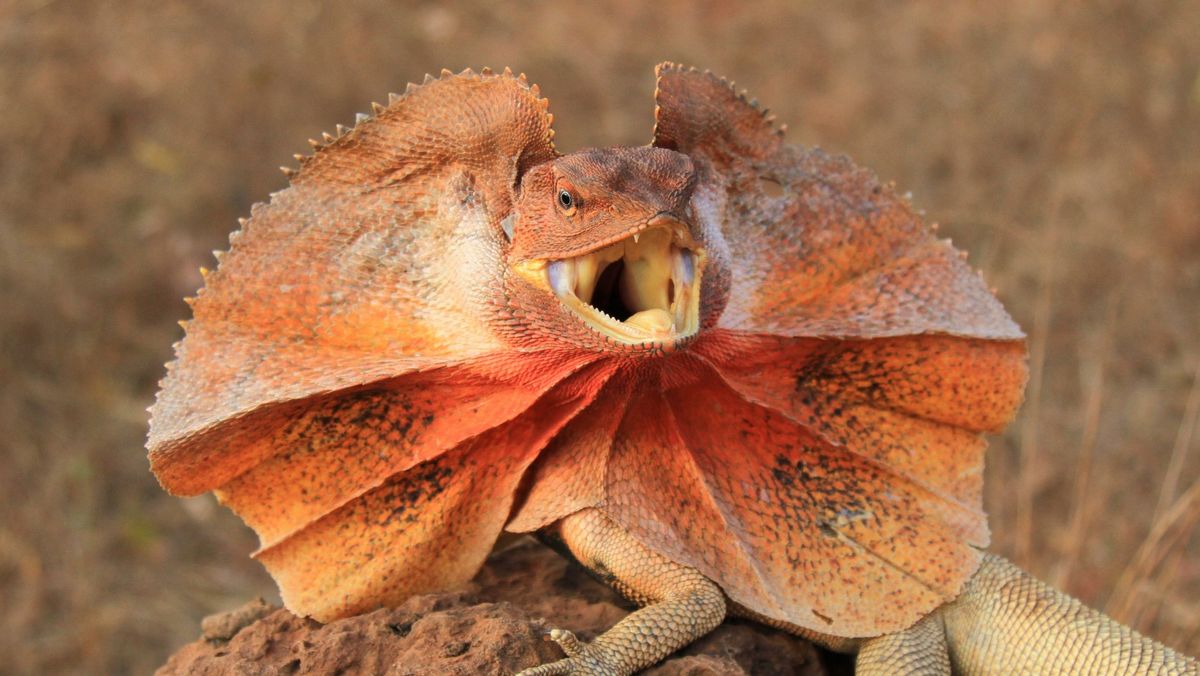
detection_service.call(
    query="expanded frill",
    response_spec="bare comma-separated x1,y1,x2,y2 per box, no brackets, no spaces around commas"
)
148,64,1026,639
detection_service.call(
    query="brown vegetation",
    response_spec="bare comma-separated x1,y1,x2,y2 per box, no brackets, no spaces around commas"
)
1,1,1197,672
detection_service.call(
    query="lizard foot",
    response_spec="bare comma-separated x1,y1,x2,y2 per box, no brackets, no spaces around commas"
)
515,628,624,676
514,509,727,675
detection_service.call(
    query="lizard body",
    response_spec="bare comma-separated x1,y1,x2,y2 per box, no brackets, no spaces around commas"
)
147,64,1197,673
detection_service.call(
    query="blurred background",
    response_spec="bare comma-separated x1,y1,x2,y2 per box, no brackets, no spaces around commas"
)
1,0,1198,672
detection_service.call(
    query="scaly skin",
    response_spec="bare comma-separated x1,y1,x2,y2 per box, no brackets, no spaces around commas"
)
145,64,1197,675
521,509,726,675
517,509,1198,675
940,555,1195,674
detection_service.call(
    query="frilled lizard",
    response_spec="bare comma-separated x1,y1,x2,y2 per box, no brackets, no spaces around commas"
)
147,64,1198,674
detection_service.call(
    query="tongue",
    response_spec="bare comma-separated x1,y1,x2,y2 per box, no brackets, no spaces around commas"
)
623,308,673,335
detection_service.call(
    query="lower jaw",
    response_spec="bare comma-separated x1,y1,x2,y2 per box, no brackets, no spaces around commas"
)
567,322,700,355
559,293,699,348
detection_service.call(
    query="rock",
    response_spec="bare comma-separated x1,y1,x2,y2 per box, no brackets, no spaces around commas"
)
158,540,840,675
201,597,277,642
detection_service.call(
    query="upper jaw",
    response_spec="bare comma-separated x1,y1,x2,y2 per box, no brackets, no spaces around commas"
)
517,214,704,348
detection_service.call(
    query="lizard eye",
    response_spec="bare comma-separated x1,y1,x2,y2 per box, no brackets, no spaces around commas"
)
557,189,577,214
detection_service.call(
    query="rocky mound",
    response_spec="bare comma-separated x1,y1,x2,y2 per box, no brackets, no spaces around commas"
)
158,540,841,675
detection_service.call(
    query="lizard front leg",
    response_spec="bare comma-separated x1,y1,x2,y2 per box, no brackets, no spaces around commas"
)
516,508,726,676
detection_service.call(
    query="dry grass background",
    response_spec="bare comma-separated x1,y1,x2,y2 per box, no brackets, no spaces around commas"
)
1,1,1198,672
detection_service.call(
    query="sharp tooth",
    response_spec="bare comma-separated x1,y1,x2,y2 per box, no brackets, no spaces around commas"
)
633,233,641,244
547,259,576,298
576,253,601,303
672,247,694,286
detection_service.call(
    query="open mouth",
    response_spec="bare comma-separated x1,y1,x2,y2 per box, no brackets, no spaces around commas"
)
528,218,702,346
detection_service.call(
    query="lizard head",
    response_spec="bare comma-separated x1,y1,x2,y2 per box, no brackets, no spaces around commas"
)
505,146,706,354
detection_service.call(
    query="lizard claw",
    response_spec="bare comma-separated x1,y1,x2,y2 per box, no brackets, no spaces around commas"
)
549,628,585,657
514,628,621,676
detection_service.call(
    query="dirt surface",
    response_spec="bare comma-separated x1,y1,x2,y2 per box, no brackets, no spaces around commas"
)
159,540,838,675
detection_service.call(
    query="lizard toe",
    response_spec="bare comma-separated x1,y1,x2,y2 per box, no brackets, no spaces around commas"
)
515,630,625,676
549,628,585,657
